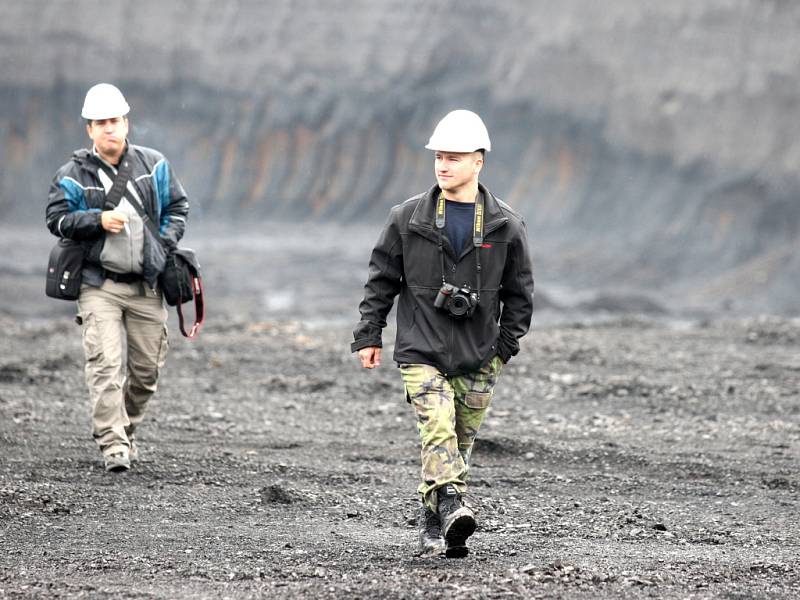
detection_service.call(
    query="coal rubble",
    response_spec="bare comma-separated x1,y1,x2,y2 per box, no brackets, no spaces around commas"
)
0,316,798,599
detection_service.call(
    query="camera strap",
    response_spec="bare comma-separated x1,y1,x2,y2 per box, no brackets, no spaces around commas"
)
434,191,483,301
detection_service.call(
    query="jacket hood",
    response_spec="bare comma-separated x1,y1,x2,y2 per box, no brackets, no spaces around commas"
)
71,142,131,169
71,148,93,165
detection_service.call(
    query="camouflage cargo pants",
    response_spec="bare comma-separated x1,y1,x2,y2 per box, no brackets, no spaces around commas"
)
400,356,503,510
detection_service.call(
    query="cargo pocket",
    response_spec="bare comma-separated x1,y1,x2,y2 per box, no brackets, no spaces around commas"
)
464,391,492,410
156,323,169,370
80,313,103,363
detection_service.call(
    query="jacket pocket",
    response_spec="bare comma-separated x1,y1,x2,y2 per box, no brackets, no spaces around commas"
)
407,303,418,331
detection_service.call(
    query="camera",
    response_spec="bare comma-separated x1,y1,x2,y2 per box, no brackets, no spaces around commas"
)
434,283,478,318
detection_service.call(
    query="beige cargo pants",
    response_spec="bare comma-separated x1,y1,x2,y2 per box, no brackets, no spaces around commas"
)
77,280,168,456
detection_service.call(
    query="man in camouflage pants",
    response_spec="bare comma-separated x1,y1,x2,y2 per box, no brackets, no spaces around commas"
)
352,110,534,557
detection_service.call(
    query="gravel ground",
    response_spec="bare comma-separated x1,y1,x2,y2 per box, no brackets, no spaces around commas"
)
1,223,798,598
1,311,798,599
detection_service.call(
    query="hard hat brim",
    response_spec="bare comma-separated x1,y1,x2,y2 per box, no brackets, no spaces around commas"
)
425,142,491,152
81,104,130,120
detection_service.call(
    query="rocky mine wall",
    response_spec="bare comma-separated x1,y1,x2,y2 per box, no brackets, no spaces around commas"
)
2,0,799,313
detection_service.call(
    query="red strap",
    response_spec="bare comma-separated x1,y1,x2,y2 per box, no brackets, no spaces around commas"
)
176,275,205,338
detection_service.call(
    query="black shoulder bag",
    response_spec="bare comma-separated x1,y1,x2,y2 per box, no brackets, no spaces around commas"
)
160,246,205,339
45,238,86,300
46,159,133,300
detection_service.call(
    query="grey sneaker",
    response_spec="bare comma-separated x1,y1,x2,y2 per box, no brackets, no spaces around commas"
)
437,484,476,558
104,449,130,472
417,505,445,557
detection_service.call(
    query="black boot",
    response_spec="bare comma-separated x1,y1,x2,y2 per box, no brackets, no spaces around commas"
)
437,484,476,558
417,504,445,557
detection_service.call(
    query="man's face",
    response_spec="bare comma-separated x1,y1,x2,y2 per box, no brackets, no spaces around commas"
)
86,116,128,161
434,151,483,192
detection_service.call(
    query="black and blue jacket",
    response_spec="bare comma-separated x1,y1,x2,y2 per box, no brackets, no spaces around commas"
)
46,143,189,289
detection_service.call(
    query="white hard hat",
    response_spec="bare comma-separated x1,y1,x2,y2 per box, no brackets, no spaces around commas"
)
81,83,130,120
425,109,491,152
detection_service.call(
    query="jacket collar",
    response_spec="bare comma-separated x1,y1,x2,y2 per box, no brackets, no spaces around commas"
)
91,141,130,172
408,182,509,245
73,142,131,173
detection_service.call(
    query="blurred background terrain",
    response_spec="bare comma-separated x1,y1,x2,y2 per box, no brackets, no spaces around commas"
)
1,0,799,318
2,5,799,599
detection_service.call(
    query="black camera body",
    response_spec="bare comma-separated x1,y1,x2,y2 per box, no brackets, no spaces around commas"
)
434,283,478,318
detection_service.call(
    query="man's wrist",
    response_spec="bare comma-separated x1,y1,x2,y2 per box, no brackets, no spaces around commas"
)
351,339,382,353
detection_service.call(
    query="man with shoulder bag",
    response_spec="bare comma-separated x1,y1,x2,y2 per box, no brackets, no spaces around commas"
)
45,83,190,472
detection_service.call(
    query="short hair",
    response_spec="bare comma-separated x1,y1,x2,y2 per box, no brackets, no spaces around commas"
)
86,116,128,126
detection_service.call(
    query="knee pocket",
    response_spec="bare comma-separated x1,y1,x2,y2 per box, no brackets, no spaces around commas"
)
463,391,492,410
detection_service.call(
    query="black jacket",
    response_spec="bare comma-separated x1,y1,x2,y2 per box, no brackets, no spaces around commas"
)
46,144,189,289
352,183,534,375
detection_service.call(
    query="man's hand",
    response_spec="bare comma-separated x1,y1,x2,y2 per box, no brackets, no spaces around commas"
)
358,346,381,369
101,210,129,234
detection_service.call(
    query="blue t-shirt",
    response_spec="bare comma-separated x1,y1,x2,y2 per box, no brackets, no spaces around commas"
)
444,200,475,256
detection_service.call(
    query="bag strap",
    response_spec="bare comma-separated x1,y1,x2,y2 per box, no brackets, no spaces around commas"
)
101,157,134,211
176,273,205,338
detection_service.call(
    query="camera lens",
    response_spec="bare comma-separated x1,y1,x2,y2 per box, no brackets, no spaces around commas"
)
449,295,469,316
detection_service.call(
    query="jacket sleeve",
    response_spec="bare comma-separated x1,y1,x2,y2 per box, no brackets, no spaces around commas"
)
351,209,404,352
155,158,189,250
496,220,534,363
45,166,104,240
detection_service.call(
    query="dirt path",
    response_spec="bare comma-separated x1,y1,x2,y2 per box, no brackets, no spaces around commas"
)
1,313,798,599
